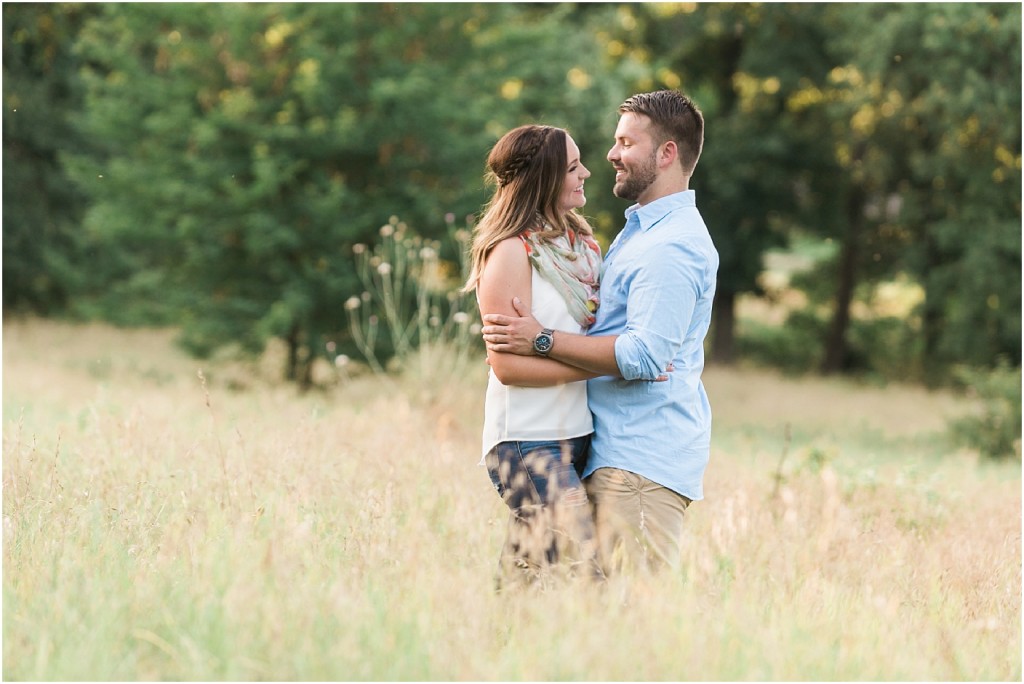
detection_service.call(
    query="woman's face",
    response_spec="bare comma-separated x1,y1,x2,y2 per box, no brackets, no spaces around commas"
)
558,134,591,214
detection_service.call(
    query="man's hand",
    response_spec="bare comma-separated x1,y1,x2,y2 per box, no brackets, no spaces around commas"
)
481,297,543,356
655,363,675,382
482,297,675,381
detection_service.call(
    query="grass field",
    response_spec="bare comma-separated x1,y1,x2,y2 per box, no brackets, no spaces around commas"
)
3,318,1020,680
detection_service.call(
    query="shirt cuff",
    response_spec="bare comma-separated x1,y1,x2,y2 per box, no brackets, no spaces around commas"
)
613,332,663,381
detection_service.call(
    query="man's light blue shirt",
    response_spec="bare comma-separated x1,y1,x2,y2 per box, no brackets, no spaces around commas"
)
584,190,719,501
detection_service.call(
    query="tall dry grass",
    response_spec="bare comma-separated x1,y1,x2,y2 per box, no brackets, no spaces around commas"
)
3,319,1020,680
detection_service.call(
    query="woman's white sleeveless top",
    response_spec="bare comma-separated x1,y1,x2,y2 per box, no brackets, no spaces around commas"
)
480,267,593,460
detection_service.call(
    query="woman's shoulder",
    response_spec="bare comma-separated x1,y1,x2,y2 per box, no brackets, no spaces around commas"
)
481,235,531,281
489,233,531,259
478,232,534,305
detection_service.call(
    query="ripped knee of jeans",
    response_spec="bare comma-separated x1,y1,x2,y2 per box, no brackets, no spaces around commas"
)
560,486,589,508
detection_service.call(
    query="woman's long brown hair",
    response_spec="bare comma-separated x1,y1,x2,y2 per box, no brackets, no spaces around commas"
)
462,125,592,292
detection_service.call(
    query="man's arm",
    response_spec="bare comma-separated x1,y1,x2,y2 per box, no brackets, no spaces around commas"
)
484,239,706,381
482,297,622,376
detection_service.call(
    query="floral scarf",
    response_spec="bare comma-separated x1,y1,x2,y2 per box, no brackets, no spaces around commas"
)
521,227,602,327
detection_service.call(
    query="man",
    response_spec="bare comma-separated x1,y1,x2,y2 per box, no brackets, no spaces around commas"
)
480,90,719,575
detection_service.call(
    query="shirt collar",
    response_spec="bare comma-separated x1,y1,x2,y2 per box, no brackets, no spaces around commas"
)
624,190,696,232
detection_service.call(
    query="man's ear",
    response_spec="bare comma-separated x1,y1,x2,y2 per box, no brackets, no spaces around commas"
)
658,140,679,170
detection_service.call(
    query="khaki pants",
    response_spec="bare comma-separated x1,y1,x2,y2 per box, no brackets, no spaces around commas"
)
585,467,691,576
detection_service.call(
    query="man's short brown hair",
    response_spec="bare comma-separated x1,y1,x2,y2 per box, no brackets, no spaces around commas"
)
619,90,704,174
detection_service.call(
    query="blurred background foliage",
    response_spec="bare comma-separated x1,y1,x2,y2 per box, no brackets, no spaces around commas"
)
3,2,1021,453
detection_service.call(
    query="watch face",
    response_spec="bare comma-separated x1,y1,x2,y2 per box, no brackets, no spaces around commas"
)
535,335,553,353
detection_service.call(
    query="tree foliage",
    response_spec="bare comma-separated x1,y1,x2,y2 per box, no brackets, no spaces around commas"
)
61,3,622,384
3,3,98,314
600,3,841,362
3,2,1020,388
813,3,1022,379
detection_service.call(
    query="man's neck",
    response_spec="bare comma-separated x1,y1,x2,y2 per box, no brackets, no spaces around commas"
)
637,179,690,206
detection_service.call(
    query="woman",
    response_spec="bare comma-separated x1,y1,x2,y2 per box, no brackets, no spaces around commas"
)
463,124,604,588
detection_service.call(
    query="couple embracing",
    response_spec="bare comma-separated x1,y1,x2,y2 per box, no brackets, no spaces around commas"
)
463,90,719,588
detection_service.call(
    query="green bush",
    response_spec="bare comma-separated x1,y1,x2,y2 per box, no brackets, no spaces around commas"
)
949,363,1022,461
846,316,923,382
736,309,825,375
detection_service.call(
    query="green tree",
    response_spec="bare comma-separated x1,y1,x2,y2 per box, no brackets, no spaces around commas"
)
816,3,1021,380
66,3,624,385
893,4,1021,377
3,3,98,314
599,3,839,363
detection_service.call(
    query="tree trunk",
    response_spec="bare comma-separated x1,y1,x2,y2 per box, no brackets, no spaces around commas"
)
821,188,865,374
285,325,315,390
710,289,737,364
286,326,300,382
298,350,314,391
920,235,945,388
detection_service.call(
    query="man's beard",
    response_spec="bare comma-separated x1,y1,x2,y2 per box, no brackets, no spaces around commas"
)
612,152,658,201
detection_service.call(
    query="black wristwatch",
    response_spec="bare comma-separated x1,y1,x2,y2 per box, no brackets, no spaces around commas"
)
533,328,554,357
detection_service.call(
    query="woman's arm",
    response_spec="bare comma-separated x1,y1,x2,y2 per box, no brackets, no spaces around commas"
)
477,237,599,387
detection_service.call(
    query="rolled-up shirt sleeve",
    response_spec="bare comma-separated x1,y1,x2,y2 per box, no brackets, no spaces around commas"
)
613,240,707,381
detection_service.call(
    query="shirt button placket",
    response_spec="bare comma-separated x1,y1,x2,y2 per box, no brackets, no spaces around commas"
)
605,212,642,265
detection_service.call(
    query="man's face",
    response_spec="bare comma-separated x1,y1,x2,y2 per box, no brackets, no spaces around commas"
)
607,112,659,203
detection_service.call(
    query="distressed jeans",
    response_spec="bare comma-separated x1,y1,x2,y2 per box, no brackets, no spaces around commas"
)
485,436,603,588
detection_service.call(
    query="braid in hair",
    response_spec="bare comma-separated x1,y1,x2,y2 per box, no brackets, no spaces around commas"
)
495,127,553,187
